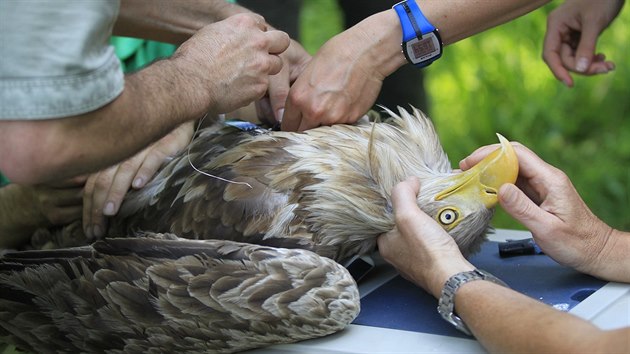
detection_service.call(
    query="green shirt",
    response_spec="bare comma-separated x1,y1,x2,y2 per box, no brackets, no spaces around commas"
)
0,173,9,187
110,37,177,72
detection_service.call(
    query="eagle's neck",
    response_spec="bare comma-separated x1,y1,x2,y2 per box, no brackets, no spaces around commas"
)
267,118,451,261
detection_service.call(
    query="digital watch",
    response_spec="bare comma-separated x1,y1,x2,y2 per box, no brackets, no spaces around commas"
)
392,0,443,68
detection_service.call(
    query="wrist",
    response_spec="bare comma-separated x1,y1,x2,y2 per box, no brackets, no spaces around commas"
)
427,257,475,298
589,228,630,282
392,0,443,68
352,10,407,79
438,269,508,335
159,56,215,118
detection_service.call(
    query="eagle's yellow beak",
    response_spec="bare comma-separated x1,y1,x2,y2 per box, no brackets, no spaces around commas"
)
435,134,518,208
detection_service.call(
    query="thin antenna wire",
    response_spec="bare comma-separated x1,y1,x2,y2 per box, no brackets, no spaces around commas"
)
187,113,252,189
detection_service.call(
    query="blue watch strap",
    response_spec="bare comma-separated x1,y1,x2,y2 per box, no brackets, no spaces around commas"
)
393,0,443,68
393,0,436,42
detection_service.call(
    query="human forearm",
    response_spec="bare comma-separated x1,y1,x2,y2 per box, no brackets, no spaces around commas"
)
381,178,630,354
455,280,626,353
353,0,552,78
1,13,286,185
420,0,552,45
589,229,630,282
0,58,208,184
114,0,253,44
281,0,553,131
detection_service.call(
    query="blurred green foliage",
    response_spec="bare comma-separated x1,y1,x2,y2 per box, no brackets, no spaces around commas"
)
300,1,630,230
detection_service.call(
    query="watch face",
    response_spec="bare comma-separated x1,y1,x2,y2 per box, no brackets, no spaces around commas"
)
405,31,442,64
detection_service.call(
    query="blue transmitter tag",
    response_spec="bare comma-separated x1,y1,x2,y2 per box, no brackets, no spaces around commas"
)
225,120,271,135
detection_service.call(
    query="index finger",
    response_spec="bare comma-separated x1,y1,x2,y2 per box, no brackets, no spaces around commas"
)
458,144,501,171
266,68,290,124
461,143,556,182
266,30,290,55
573,20,602,71
47,175,88,188
280,99,302,132
542,28,574,86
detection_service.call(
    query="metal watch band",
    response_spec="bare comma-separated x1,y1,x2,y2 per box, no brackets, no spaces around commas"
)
437,269,508,335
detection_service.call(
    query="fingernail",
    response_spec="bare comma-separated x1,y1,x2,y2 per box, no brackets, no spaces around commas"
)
93,225,103,238
596,67,610,74
103,202,115,215
276,108,284,123
576,57,589,72
132,177,144,188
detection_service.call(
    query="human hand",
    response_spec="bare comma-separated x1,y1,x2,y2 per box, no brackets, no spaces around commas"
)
542,0,624,87
28,176,85,227
377,177,475,298
459,142,613,278
257,39,312,125
171,13,290,115
281,11,405,132
280,30,384,132
0,176,85,248
83,121,194,239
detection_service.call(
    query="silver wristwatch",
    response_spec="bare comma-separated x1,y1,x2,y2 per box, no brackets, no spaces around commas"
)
437,269,508,335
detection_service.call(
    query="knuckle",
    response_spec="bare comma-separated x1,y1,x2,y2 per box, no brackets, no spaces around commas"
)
541,51,550,63
252,81,269,99
46,210,65,225
553,169,571,185
119,160,138,174
394,209,416,226
269,87,289,103
84,178,96,193
287,89,306,106
246,55,267,74
308,104,328,119
94,175,112,190
234,13,257,26
107,190,126,206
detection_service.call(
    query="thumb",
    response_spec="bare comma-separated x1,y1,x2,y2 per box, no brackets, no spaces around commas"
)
498,184,549,233
574,22,601,72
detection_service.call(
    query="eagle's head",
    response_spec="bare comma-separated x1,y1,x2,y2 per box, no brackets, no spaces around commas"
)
413,133,517,255
369,106,518,256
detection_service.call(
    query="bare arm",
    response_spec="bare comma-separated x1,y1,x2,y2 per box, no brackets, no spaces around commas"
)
0,14,288,185
282,0,551,131
113,0,255,44
456,280,628,354
377,177,629,354
426,0,552,45
0,58,207,184
114,0,312,123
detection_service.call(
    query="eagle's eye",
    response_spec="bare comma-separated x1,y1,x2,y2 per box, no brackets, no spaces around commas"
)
438,208,459,226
